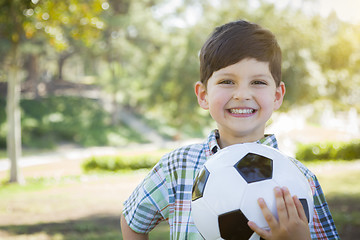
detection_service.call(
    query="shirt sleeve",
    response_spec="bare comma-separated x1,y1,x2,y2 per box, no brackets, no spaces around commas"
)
122,159,170,234
289,157,340,239
310,174,340,239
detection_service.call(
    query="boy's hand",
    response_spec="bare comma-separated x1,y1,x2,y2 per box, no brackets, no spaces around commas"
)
247,187,311,240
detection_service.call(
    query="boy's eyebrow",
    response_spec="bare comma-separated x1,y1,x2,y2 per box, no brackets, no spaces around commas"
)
251,74,273,79
213,72,236,78
214,73,273,80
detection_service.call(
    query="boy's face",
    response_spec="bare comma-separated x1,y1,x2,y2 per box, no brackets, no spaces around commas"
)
195,58,285,147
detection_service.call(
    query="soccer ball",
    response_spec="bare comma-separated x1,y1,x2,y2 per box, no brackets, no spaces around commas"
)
191,143,314,240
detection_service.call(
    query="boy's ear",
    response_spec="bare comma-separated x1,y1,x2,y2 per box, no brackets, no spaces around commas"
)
273,81,286,111
195,81,209,110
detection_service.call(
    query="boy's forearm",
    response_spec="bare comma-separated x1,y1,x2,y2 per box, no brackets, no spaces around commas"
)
120,213,149,240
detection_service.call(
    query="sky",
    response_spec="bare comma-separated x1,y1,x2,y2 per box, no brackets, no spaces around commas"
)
317,0,360,24
154,0,360,28
266,0,360,24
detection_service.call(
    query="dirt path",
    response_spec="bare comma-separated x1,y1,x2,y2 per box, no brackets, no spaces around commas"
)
0,147,150,226
0,170,147,226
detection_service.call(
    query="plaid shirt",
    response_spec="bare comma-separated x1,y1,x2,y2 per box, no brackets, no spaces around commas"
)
122,130,339,239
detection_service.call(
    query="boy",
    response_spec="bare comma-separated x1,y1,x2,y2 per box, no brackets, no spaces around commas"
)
121,20,339,239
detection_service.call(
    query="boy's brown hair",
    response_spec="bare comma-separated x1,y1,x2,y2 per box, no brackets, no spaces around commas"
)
199,20,282,87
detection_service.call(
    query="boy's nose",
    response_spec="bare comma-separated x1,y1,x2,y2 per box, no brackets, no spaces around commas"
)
233,87,251,101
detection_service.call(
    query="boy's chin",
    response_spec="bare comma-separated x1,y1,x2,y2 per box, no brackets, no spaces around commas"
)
217,128,266,145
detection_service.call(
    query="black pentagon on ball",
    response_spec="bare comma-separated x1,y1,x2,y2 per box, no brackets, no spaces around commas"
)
234,153,273,183
218,209,253,240
192,166,210,201
299,199,310,223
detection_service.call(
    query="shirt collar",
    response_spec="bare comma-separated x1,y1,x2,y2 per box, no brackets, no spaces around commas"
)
207,129,221,155
206,129,278,157
257,134,279,149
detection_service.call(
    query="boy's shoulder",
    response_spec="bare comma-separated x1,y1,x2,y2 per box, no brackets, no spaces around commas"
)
152,142,208,184
159,130,218,167
160,142,207,166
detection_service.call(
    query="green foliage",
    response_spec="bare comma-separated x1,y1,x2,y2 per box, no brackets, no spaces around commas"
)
2,0,360,146
295,140,360,161
21,96,108,147
0,96,148,148
82,153,164,172
139,0,360,132
22,0,106,51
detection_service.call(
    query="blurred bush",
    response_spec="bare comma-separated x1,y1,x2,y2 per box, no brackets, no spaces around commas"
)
0,96,147,149
296,140,360,161
81,153,163,172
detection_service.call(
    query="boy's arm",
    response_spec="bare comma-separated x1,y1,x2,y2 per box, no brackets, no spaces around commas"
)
248,186,311,240
121,213,149,240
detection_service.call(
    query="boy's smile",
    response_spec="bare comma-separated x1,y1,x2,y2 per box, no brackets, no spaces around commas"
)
228,107,258,116
195,58,285,147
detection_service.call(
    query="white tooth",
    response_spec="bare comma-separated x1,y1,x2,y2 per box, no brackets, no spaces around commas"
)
231,109,253,114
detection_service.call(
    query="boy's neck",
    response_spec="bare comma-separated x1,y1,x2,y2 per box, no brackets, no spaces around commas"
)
216,133,266,149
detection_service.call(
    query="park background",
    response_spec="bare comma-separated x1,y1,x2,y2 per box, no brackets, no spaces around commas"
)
0,0,359,239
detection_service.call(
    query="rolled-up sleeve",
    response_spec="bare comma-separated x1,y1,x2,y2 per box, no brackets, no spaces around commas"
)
122,161,169,233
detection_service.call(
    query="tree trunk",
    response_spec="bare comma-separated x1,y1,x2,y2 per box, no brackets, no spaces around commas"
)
57,56,65,81
56,51,75,82
111,92,119,125
24,54,40,96
6,43,23,184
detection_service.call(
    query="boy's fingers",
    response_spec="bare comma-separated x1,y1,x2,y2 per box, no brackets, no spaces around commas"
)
293,195,308,222
274,187,288,223
258,198,279,229
281,186,298,219
248,221,271,239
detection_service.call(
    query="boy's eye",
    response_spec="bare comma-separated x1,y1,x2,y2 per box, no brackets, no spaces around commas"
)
219,80,234,84
252,80,267,85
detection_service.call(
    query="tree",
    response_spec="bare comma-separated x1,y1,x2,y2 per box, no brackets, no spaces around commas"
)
0,0,32,183
142,0,360,134
94,0,167,124
0,0,107,183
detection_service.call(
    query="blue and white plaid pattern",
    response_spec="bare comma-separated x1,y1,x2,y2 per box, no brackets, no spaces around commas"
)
122,130,340,239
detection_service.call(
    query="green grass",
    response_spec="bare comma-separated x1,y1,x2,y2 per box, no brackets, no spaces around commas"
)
310,163,360,239
0,216,122,240
0,175,83,200
0,161,359,239
0,220,169,240
0,173,171,240
317,169,360,196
